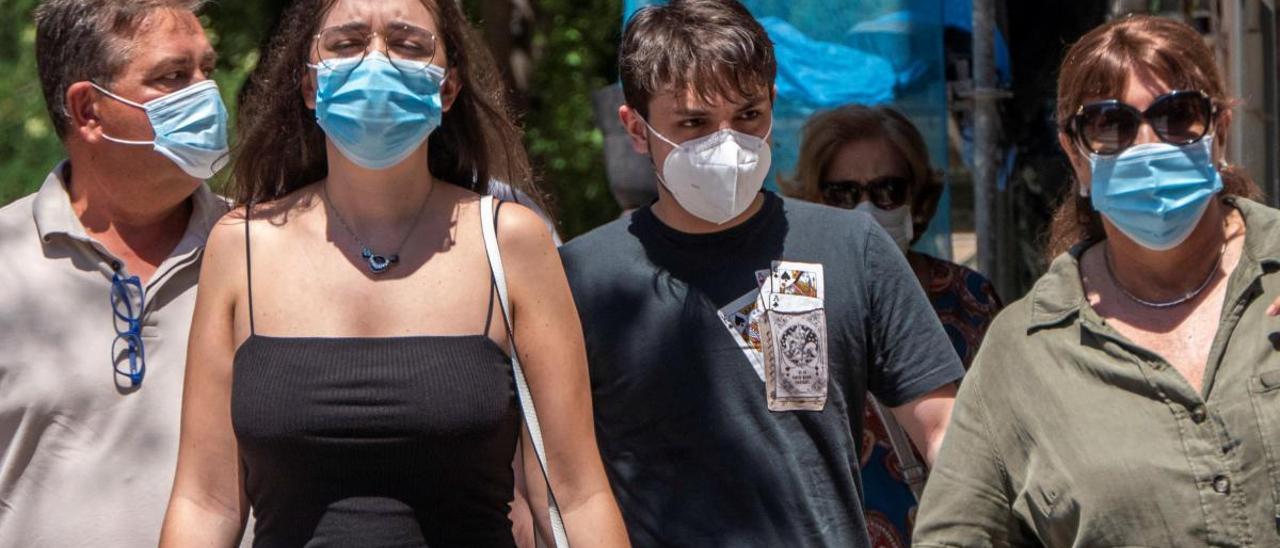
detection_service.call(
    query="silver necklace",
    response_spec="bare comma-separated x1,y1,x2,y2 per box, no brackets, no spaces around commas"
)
322,184,433,274
1103,243,1224,309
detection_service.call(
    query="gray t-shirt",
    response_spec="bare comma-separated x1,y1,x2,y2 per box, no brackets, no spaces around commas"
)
560,192,964,547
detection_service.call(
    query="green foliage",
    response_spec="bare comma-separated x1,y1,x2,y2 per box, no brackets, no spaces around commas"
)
522,0,622,237
0,0,63,205
0,0,624,239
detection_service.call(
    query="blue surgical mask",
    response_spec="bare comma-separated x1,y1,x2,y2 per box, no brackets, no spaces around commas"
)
312,52,446,170
90,79,230,180
1088,135,1223,251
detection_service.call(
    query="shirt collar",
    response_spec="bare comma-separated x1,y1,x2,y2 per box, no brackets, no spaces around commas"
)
33,160,229,256
33,161,88,244
1027,246,1089,331
1028,196,1280,332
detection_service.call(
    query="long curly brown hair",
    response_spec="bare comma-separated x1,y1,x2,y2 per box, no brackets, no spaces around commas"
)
1045,15,1260,261
227,0,544,212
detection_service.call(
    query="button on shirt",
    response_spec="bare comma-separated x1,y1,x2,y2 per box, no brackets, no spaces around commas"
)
914,197,1280,547
0,163,225,547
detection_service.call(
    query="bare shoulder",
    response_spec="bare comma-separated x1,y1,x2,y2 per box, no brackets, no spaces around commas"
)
495,200,555,250
203,185,321,283
440,183,554,252
200,207,253,293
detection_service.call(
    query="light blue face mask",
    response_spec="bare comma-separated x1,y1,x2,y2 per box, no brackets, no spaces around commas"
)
1088,135,1224,251
312,52,447,170
90,79,230,180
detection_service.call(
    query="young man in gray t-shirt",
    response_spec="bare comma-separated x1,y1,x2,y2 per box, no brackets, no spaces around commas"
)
559,0,964,545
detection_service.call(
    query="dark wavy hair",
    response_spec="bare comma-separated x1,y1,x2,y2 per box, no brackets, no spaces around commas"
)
1046,15,1260,261
227,0,544,211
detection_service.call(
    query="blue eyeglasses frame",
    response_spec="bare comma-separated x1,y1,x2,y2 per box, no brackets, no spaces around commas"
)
110,273,147,387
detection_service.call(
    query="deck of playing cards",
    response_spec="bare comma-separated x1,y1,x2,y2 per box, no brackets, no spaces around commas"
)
758,261,829,412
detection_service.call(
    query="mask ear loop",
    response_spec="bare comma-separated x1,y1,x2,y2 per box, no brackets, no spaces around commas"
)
1067,120,1095,198
758,119,775,143
1078,141,1093,198
637,115,680,148
88,82,155,146
635,115,681,192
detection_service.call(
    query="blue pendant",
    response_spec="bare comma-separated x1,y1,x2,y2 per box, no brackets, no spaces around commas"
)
361,248,399,274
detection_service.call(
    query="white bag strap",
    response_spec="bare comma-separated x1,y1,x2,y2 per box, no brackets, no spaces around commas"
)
869,395,928,501
480,195,570,548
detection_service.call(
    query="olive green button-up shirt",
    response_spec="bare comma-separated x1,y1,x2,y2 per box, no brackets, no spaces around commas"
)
915,197,1280,548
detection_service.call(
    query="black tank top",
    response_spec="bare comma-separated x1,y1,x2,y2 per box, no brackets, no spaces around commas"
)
231,206,520,547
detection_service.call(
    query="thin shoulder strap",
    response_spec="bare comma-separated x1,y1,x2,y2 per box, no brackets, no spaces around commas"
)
479,195,569,548
481,201,505,338
870,395,927,500
244,203,256,336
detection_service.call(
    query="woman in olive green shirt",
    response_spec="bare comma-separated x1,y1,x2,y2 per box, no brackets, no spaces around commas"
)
914,15,1280,547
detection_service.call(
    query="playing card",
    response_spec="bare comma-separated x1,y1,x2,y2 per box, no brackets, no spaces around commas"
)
717,289,766,382
768,261,824,300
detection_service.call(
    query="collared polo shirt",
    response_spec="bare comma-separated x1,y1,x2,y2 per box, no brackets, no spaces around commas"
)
915,197,1280,547
0,162,226,546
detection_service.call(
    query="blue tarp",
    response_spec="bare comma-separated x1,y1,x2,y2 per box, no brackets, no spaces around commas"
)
623,0,953,259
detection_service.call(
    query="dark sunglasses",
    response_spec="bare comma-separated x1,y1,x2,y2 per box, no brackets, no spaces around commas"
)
819,176,909,210
1069,90,1218,156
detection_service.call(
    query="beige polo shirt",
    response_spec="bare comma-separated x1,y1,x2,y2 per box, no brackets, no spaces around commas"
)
0,162,226,546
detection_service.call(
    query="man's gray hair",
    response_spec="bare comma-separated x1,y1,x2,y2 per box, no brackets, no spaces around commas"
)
34,0,207,140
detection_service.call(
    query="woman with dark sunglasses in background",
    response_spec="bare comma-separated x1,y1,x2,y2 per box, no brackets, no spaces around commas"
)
157,0,629,546
914,15,1280,547
787,104,1002,547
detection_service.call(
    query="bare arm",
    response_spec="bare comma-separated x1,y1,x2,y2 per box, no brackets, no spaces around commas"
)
497,203,630,547
159,216,250,547
888,384,957,466
510,437,539,548
521,430,554,545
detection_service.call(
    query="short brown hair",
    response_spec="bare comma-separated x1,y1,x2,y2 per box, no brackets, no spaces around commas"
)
619,0,776,119
34,0,206,140
788,104,942,244
1046,15,1261,260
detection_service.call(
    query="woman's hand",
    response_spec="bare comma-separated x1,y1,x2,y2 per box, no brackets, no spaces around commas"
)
158,212,252,547
496,201,631,547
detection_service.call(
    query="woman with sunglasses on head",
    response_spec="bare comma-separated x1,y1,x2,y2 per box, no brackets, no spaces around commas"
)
788,105,1002,546
157,0,629,546
913,15,1280,547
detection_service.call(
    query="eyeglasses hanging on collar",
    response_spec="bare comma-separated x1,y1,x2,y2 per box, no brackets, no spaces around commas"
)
111,272,147,388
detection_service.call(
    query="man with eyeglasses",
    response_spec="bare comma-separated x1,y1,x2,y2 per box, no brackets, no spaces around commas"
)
0,1,231,545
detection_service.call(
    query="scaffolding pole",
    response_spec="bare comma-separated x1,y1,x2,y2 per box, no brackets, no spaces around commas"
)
972,0,999,281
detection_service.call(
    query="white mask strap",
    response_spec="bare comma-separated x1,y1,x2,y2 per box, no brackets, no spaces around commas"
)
757,120,775,143
638,114,773,148
90,82,147,110
637,115,680,148
88,82,154,146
